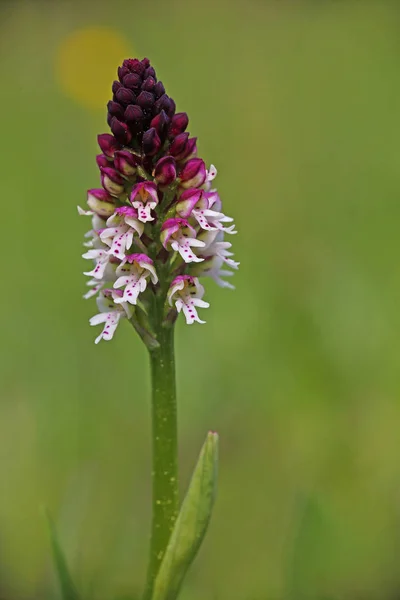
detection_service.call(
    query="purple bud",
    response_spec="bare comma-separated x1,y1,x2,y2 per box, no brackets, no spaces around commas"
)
115,86,136,105
118,66,130,81
97,133,121,158
154,81,165,98
180,137,197,162
179,158,206,189
144,66,156,79
123,73,142,89
110,117,132,145
150,110,170,139
154,93,174,116
154,156,177,186
165,96,176,118
123,58,144,74
112,80,122,94
142,127,161,156
142,76,156,92
137,91,155,110
96,154,111,168
125,104,144,123
100,167,125,196
169,132,189,159
114,150,139,177
169,112,189,137
107,100,124,119
87,188,116,218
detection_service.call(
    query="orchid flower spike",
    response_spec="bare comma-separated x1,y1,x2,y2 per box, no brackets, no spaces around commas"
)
79,57,238,344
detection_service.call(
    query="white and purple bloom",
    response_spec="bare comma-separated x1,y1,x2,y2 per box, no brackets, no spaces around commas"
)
100,206,144,259
160,218,205,263
80,56,238,342
193,230,240,289
167,276,209,324
89,289,132,344
113,253,158,305
130,181,159,223
176,189,236,234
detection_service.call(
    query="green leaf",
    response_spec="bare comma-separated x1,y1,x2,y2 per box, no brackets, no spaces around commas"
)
45,509,81,600
151,431,219,600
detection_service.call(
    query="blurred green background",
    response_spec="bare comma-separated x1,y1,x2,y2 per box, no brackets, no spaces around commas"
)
2,0,400,598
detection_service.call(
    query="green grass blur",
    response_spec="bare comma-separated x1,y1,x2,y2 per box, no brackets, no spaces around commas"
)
2,1,400,598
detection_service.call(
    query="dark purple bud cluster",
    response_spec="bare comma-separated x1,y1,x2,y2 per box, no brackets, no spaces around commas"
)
94,58,199,199
107,57,181,155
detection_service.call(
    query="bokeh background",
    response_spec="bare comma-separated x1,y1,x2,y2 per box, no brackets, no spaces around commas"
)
2,0,400,598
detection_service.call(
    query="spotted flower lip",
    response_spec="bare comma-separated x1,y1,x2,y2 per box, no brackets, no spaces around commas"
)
100,206,144,259
130,181,159,223
167,275,209,324
161,218,205,263
176,188,236,234
80,57,238,341
89,289,132,344
113,253,158,305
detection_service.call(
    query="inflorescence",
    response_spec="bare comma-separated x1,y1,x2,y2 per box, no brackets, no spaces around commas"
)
79,58,239,344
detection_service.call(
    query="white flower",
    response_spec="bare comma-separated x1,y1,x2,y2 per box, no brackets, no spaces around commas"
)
168,275,209,324
193,230,240,289
160,218,205,263
176,189,237,235
100,207,144,259
130,181,159,223
89,289,132,344
113,253,158,305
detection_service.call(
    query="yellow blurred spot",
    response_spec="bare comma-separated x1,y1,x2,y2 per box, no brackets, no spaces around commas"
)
56,26,132,110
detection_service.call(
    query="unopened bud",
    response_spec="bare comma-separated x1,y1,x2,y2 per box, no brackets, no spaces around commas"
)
100,167,125,196
142,127,161,156
169,112,189,137
179,158,206,189
110,117,132,145
114,150,139,177
97,133,121,158
96,154,110,169
87,188,116,218
150,110,170,139
154,156,177,186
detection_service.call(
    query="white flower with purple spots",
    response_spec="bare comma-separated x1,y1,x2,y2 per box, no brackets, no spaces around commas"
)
167,275,209,324
113,253,158,305
89,289,132,344
130,181,159,223
193,230,239,289
160,218,205,263
176,188,236,234
82,246,111,280
100,206,144,259
83,260,118,299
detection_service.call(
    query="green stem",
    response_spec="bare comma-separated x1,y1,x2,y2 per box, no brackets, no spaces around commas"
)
144,300,179,599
